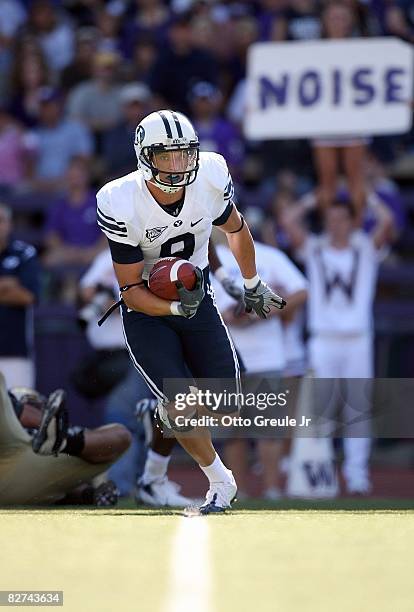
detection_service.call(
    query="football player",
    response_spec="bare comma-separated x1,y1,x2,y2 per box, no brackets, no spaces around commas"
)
2,384,131,506
96,110,286,513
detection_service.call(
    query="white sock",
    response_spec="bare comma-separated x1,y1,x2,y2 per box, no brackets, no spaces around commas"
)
141,449,170,484
200,453,231,484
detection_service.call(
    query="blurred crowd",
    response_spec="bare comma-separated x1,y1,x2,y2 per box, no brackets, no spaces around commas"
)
1,0,414,504
0,0,413,301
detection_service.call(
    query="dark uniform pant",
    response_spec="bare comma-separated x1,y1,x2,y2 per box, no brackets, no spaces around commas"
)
120,268,241,414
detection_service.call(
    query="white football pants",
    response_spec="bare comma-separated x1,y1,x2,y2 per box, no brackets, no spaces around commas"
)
308,333,373,488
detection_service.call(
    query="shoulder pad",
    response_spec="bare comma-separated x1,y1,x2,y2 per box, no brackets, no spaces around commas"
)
97,172,140,223
199,152,231,194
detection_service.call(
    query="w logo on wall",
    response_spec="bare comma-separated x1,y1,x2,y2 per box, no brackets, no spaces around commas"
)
286,438,339,498
303,461,337,488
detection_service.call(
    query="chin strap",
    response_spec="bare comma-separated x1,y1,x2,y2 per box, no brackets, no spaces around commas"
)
98,282,144,327
150,179,182,194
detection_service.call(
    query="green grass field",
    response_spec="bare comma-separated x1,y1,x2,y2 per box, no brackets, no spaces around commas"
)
1,506,414,612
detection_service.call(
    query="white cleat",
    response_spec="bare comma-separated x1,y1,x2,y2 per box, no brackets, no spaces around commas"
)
199,471,237,515
135,476,194,508
346,480,372,496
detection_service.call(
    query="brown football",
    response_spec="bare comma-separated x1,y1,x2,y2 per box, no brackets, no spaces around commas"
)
148,257,197,300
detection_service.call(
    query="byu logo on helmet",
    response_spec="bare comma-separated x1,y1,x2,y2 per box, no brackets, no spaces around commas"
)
136,125,145,145
134,110,200,194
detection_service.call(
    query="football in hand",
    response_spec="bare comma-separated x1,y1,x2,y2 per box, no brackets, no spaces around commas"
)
148,257,197,300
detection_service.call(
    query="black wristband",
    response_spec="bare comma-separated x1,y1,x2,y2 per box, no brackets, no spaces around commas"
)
63,427,85,456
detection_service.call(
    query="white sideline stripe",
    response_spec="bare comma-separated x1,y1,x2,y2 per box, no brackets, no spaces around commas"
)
163,517,211,612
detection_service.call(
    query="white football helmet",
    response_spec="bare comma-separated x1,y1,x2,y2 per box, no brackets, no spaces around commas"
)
134,110,199,193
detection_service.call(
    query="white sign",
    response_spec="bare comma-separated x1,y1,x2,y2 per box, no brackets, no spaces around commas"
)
245,38,414,140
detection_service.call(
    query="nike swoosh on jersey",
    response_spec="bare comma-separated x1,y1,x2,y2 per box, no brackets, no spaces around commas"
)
190,218,203,227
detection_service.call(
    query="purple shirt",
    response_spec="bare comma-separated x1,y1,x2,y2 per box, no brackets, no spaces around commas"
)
194,118,244,170
257,10,284,41
45,190,101,246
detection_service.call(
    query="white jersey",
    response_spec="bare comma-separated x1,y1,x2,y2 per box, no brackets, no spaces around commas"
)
79,250,124,350
96,152,234,279
283,310,306,365
212,243,307,373
263,264,306,368
303,231,383,335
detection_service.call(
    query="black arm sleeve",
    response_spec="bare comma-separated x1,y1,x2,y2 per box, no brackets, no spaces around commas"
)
212,202,234,226
107,238,144,264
